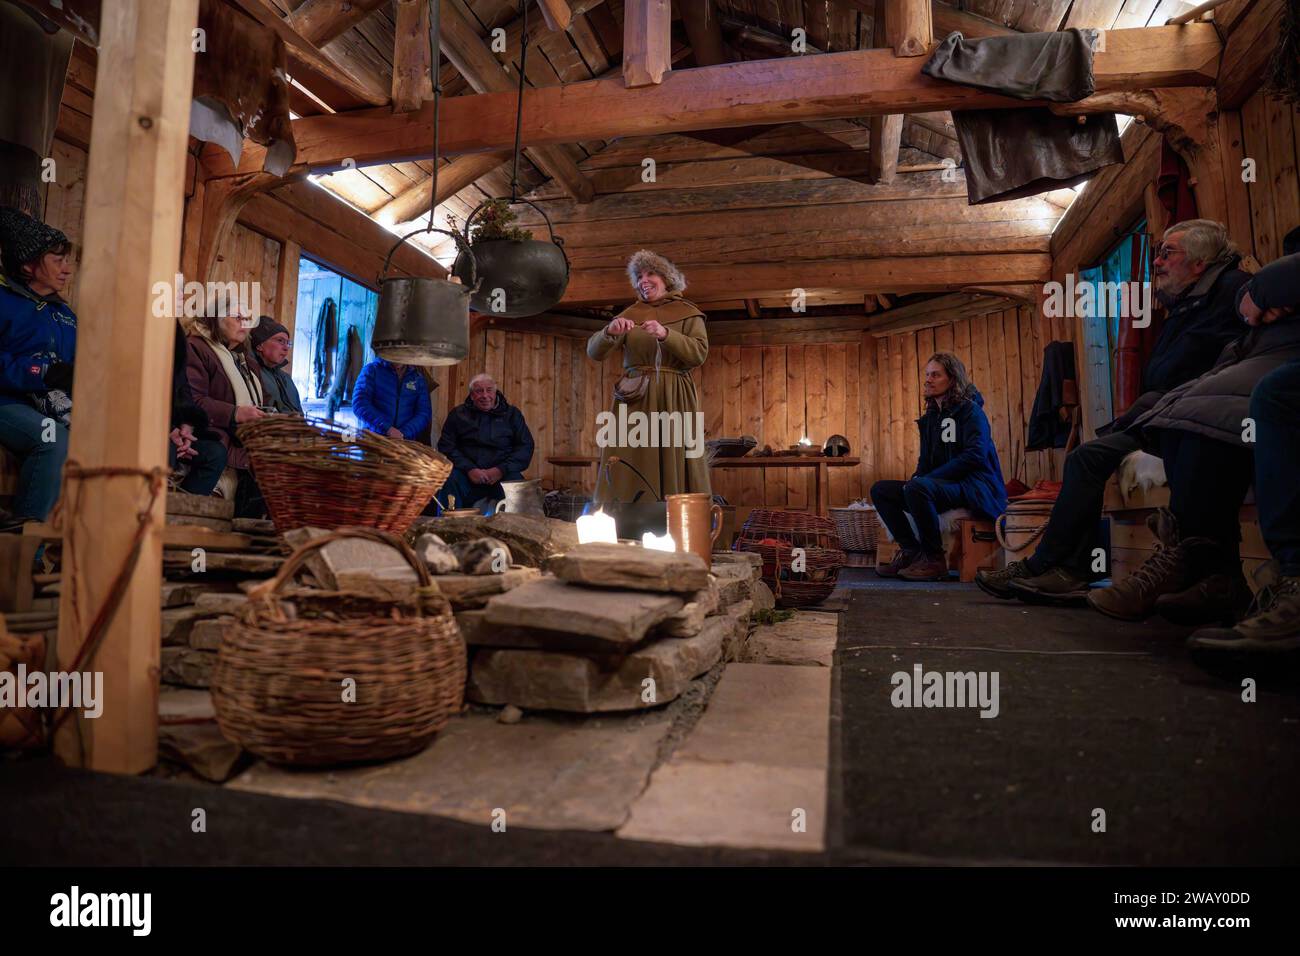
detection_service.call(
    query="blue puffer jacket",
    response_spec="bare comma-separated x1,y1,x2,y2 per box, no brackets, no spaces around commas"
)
351,358,432,439
0,273,76,406
437,389,534,476
913,388,1007,520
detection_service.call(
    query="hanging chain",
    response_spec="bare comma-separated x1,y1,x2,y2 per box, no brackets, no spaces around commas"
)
426,0,443,233
510,0,530,202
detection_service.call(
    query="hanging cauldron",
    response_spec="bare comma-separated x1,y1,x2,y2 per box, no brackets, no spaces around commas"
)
373,227,479,366
452,198,569,318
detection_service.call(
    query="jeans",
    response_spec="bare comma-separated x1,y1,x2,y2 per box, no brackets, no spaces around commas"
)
1250,362,1300,575
170,438,227,497
1026,430,1141,577
871,476,968,557
436,467,525,514
0,402,70,521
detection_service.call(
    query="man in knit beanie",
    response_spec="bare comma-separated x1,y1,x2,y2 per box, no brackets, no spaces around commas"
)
248,316,302,414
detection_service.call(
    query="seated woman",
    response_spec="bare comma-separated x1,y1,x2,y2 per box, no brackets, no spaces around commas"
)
168,321,226,496
183,306,267,517
0,208,76,526
871,352,1007,581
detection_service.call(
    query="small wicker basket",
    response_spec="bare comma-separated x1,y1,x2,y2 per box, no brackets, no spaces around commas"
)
829,506,880,553
238,415,452,534
734,508,845,608
212,527,467,767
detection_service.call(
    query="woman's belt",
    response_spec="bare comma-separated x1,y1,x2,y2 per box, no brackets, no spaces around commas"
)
629,365,691,376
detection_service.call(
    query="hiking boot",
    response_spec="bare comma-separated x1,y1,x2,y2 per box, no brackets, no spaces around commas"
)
1188,566,1300,654
1156,567,1252,627
975,560,1033,599
1008,566,1091,605
1087,508,1191,621
899,552,950,581
877,548,919,578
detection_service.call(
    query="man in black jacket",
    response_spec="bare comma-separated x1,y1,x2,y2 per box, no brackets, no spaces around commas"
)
978,219,1249,604
435,375,534,512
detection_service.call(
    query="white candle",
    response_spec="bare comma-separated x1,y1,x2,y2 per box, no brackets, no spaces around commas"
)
641,531,676,552
577,508,618,544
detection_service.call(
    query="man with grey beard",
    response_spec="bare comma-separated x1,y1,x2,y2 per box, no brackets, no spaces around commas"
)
978,219,1249,605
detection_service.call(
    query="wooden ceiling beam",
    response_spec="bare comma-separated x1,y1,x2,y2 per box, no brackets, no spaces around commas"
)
538,0,574,32
285,0,390,45
374,152,513,226
623,0,673,87
392,0,433,113
884,0,934,58
680,0,728,67
208,23,1219,174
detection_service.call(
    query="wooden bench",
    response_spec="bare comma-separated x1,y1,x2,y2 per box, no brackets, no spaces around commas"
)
874,516,999,582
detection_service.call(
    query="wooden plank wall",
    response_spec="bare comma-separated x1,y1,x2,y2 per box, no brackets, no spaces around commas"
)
448,306,1067,509
1229,90,1300,264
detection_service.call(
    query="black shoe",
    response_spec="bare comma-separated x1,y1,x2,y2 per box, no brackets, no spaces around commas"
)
975,560,1033,599
1009,566,1091,606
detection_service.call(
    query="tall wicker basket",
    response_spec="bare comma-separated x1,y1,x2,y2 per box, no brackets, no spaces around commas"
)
238,415,453,535
734,509,846,608
212,527,467,767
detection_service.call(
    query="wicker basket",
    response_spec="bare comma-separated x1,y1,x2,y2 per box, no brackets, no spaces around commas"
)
238,415,452,534
734,508,845,608
829,506,880,553
212,527,467,767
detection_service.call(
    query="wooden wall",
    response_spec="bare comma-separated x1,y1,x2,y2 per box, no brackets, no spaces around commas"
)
1228,89,1300,264
445,304,1066,511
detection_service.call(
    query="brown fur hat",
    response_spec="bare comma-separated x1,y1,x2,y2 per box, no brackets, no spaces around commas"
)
627,249,687,295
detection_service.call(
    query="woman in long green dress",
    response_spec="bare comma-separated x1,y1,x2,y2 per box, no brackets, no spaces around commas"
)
587,250,711,505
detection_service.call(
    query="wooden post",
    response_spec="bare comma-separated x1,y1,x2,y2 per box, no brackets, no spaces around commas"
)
276,239,302,344
623,0,672,88
680,0,727,67
885,0,933,58
392,0,433,113
54,0,199,773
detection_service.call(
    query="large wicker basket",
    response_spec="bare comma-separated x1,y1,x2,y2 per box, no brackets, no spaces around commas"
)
829,506,880,552
238,415,452,534
212,527,467,766
734,509,845,608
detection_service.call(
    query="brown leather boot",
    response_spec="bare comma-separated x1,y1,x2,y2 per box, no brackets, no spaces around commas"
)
899,552,950,581
1087,508,1192,622
877,547,919,578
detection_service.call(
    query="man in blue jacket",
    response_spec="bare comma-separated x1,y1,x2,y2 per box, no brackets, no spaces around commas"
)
351,357,432,442
871,352,1007,581
0,208,76,526
436,374,534,512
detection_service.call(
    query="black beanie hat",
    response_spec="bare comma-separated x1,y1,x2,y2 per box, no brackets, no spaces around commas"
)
1239,253,1300,314
250,317,289,348
0,206,69,273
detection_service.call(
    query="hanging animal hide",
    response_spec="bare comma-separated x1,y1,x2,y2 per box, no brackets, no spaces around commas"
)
190,0,296,176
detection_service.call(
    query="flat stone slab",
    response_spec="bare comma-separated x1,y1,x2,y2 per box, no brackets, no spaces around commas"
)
284,527,417,590
228,707,670,832
161,606,204,647
161,647,217,688
189,616,234,651
194,592,248,615
618,662,830,852
412,513,579,568
455,609,629,653
657,580,720,638
158,722,244,782
466,616,728,713
721,599,754,662
739,611,837,667
483,577,683,646
547,543,710,593
158,687,215,723
167,490,234,520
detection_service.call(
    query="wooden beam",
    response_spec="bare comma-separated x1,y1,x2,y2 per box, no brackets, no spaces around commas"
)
680,0,727,67
392,0,433,113
538,0,574,32
885,0,934,57
929,1,1016,38
374,152,512,226
868,293,1012,336
744,298,761,318
623,0,673,87
286,0,391,45
54,0,199,774
275,238,302,340
233,0,390,107
1217,0,1283,109
208,24,1221,174
197,171,286,283
868,114,904,184
559,254,1051,305
437,0,594,202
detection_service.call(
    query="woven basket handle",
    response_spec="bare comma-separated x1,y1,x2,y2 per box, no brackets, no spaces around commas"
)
251,526,433,601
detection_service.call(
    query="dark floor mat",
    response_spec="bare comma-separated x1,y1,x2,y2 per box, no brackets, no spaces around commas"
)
834,585,1300,865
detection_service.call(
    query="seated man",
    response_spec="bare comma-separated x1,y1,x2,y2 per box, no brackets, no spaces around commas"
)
977,219,1250,603
1087,252,1300,625
0,208,76,527
1188,230,1300,655
351,357,431,441
871,352,1006,581
250,318,302,414
436,374,534,512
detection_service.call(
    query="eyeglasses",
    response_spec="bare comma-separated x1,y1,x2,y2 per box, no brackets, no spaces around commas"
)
1154,243,1183,260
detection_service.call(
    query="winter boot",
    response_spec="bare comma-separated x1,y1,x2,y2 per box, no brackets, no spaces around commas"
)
1008,566,1091,605
899,552,950,581
877,547,919,578
1155,538,1252,626
1188,563,1300,655
975,559,1034,599
1087,508,1192,622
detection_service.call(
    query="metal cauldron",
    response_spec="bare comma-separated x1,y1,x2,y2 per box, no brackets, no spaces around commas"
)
373,227,479,366
452,198,569,318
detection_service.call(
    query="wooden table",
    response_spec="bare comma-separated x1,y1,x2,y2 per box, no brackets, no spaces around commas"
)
546,455,861,516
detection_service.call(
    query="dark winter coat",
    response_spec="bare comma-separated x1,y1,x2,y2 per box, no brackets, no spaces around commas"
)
255,353,303,414
913,387,1007,520
351,358,432,439
437,389,534,477
0,271,75,407
171,325,210,434
184,334,261,470
1133,317,1300,448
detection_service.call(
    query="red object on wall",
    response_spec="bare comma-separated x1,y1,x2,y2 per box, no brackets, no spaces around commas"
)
1112,141,1197,416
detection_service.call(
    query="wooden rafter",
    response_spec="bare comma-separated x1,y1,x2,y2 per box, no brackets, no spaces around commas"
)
623,0,673,88
285,0,390,45
680,0,727,68
537,0,574,32
392,0,432,112
205,24,1220,174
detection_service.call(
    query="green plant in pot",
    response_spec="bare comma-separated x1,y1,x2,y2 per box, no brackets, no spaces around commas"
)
453,197,570,318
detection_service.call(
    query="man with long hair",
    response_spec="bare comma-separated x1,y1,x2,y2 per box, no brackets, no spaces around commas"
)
870,351,1007,581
